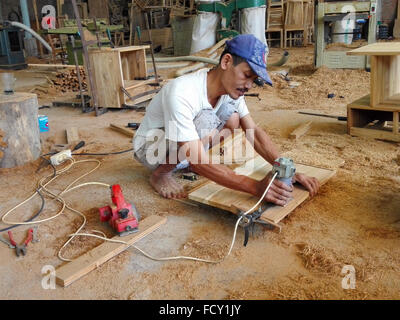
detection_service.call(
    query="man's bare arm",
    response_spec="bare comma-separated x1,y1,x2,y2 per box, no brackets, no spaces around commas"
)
240,114,320,196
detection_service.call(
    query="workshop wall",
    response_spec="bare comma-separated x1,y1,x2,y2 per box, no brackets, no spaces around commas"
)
381,0,398,22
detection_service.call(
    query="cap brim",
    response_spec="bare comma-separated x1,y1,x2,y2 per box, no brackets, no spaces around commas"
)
247,61,273,86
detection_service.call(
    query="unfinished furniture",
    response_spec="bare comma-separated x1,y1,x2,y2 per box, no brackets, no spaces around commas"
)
303,0,314,44
315,0,377,69
346,43,400,142
88,45,159,109
188,154,335,230
283,0,305,48
0,93,41,168
266,0,284,48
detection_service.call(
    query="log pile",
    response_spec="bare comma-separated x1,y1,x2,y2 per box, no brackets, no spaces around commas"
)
52,68,88,93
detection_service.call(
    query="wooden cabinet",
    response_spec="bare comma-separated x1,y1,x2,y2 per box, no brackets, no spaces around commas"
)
88,45,158,108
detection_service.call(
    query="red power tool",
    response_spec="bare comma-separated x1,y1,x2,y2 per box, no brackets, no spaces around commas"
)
99,184,140,236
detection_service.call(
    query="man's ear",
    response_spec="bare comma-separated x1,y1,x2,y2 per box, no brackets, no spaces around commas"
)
220,53,233,71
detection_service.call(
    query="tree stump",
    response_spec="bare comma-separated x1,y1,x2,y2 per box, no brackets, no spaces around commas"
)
0,93,41,168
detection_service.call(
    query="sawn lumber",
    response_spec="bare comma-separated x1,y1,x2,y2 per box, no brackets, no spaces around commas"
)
56,215,167,287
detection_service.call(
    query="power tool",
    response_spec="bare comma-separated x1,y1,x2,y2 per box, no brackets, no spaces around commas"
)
99,184,140,236
272,157,296,186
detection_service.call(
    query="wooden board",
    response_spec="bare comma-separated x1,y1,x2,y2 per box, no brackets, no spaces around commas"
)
347,43,400,56
88,50,123,109
289,121,312,139
133,28,173,49
66,127,79,144
188,155,335,225
110,124,134,138
56,215,167,287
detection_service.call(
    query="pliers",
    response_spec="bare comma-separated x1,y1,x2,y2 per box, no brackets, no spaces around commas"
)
8,229,33,257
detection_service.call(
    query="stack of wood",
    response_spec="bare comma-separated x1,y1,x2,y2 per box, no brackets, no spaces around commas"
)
52,68,88,93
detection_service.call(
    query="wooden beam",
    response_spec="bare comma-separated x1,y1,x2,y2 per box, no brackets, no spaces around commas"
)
66,127,80,145
56,215,167,287
110,124,134,138
289,121,312,139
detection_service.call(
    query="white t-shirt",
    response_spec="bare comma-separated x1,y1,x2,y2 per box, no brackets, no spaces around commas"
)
133,68,249,151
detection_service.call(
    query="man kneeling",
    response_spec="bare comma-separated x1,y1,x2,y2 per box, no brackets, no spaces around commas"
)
133,34,319,205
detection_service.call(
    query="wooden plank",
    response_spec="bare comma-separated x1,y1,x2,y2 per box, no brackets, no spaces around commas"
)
113,45,150,52
347,43,400,56
350,127,400,142
88,0,109,20
188,155,336,224
56,215,167,287
110,124,134,138
88,50,123,108
348,94,400,112
124,79,159,90
66,127,79,144
133,28,173,49
289,121,312,139
393,111,399,134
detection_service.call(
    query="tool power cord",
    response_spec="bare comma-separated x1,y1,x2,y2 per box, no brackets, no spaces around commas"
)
0,154,277,264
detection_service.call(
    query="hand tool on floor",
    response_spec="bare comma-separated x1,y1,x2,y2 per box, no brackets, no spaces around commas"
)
0,234,15,249
8,229,33,257
298,111,347,121
99,185,141,236
127,123,140,130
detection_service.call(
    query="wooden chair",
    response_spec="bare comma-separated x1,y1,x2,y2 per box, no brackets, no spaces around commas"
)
284,0,306,48
266,0,284,48
303,0,314,44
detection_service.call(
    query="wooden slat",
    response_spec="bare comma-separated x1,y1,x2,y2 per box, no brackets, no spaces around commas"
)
347,43,400,56
66,127,79,144
289,121,312,139
110,124,134,138
350,127,400,142
188,155,336,224
56,215,167,287
348,94,400,112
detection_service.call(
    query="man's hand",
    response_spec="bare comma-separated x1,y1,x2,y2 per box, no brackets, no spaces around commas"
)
292,173,320,197
256,172,293,206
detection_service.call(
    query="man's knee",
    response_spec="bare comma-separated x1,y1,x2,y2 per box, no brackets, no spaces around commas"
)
224,112,240,132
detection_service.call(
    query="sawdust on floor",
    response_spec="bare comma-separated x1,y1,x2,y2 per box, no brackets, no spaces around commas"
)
0,45,399,300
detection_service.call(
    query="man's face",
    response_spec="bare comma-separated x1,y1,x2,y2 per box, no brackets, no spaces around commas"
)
220,54,259,100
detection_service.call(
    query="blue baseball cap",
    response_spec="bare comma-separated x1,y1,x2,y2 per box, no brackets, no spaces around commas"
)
225,34,272,86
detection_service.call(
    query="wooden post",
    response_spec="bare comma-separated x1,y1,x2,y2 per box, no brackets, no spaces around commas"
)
32,0,44,57
0,93,41,168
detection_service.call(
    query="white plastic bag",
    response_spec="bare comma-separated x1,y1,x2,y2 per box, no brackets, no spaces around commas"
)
190,11,219,54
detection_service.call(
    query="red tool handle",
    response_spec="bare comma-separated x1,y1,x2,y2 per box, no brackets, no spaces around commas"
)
7,231,17,246
24,229,33,246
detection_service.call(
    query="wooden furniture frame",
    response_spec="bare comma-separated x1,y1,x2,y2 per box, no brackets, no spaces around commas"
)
283,0,305,48
346,43,400,142
88,45,159,108
266,0,284,48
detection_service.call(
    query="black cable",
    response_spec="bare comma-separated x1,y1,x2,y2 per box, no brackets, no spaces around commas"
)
72,148,133,156
0,188,45,233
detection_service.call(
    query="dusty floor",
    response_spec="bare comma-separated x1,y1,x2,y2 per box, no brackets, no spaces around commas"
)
0,45,399,300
